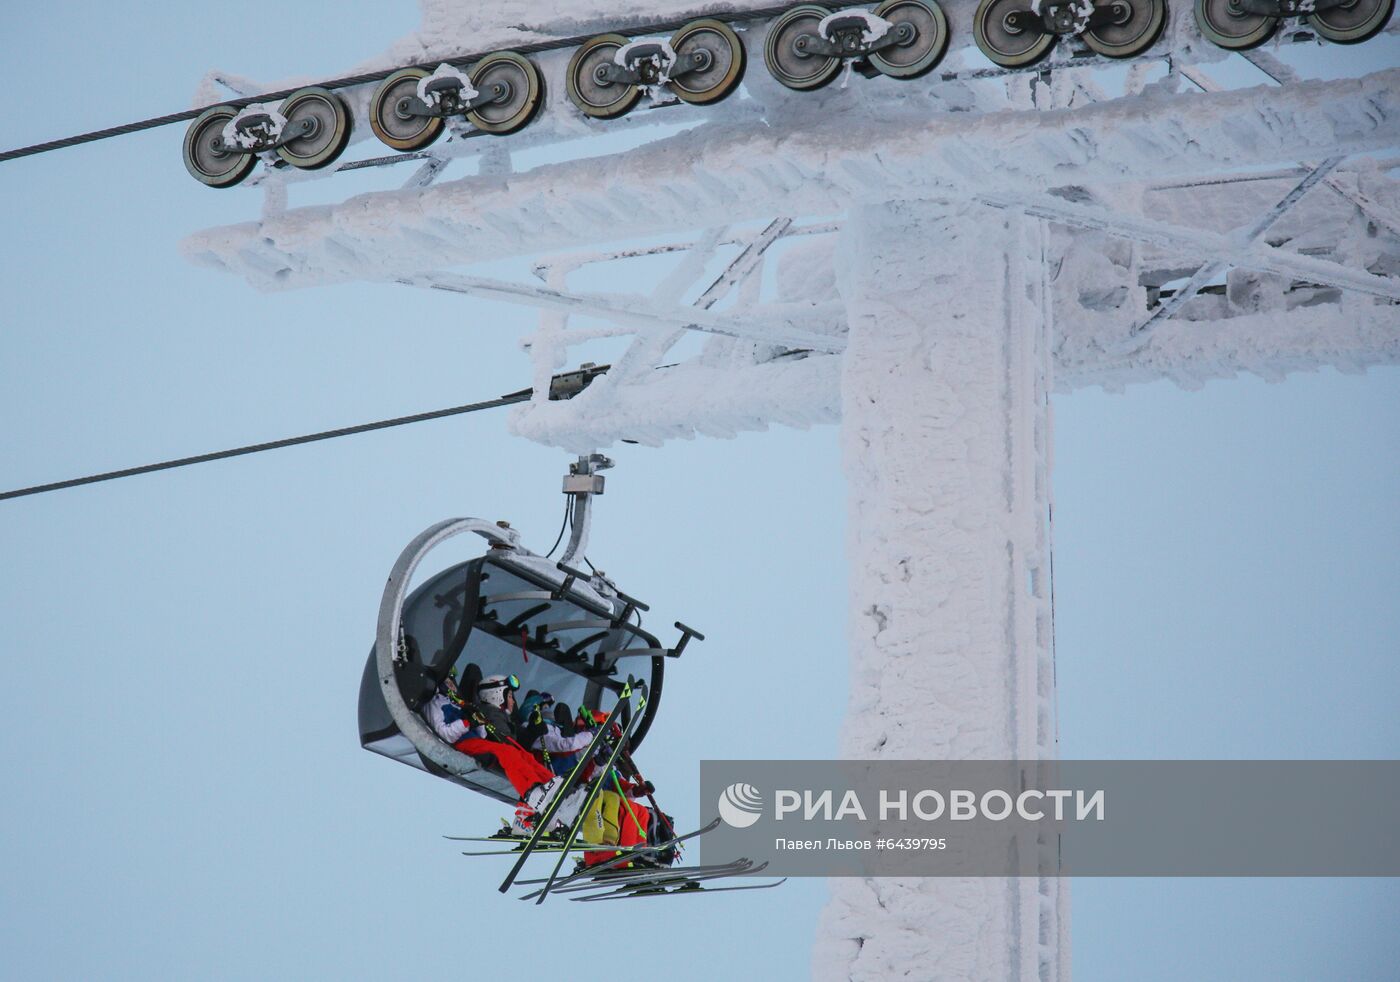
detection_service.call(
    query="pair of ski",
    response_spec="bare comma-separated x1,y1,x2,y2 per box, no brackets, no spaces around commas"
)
448,819,707,857
512,816,722,899
501,806,785,902
498,677,647,903
510,822,785,902
486,679,786,903
558,858,787,903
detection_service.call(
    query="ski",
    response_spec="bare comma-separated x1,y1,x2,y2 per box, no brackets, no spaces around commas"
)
570,861,772,901
445,825,567,843
445,831,565,843
544,860,756,896
531,855,751,898
571,860,764,897
460,846,577,857
573,877,789,902
531,686,650,903
497,680,640,894
513,817,722,889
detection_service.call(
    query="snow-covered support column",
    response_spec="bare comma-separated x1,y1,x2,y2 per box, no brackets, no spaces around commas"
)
814,201,1067,981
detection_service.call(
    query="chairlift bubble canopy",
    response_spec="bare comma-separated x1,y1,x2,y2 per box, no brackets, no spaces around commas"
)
359,518,694,804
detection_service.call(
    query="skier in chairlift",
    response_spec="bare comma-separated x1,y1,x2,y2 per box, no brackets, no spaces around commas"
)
514,691,589,776
422,672,593,835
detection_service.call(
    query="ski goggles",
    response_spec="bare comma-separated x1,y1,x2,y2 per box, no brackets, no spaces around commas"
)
477,674,521,694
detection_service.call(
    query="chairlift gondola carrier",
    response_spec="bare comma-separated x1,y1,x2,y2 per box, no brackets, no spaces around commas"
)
359,461,701,804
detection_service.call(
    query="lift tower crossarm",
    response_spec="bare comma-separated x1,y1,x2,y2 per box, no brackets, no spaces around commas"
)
399,272,846,353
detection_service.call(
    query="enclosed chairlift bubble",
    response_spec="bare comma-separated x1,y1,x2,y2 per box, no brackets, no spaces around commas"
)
358,459,701,805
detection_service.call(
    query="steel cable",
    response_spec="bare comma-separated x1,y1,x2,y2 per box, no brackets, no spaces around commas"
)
0,2,826,164
1,392,528,502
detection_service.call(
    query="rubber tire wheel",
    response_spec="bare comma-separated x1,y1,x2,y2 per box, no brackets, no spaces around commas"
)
467,51,545,134
669,18,747,105
764,4,842,91
275,87,351,170
973,0,1058,67
183,105,256,188
1083,0,1168,57
1193,0,1278,49
869,0,951,79
369,69,443,152
1309,0,1394,43
567,34,644,120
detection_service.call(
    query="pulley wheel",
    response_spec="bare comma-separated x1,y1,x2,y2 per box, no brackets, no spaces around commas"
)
467,52,545,134
1309,0,1394,43
973,0,1058,67
182,105,256,188
869,0,950,79
567,34,643,120
1193,0,1278,48
764,5,842,91
275,87,351,170
1083,0,1167,57
669,18,747,105
369,68,443,151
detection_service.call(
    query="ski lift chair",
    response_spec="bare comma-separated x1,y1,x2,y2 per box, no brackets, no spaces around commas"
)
359,519,699,804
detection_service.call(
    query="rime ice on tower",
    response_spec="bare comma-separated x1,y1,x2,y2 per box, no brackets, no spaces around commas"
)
183,0,1400,975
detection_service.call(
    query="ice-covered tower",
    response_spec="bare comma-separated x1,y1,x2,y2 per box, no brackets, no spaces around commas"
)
182,0,1400,976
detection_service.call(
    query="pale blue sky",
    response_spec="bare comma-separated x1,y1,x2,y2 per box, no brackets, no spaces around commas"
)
1,4,1397,980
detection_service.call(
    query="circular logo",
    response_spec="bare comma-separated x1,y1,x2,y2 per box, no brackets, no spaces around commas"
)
717,782,764,829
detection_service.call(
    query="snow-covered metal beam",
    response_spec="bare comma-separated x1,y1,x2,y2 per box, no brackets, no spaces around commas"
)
509,353,842,451
1182,62,1400,240
695,218,792,307
183,69,1400,290
1123,156,1345,343
530,220,836,285
511,294,1400,451
400,271,846,353
975,189,1400,303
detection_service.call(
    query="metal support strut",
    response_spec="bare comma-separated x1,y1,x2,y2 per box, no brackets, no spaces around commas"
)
218,107,315,154
597,40,714,87
1233,0,1349,14
799,11,916,57
1003,1,1131,37
559,453,613,566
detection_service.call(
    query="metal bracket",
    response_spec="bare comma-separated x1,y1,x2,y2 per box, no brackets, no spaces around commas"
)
1002,1,1128,37
562,472,606,495
1233,0,1347,15
548,362,610,401
533,619,616,639
598,40,713,87
799,12,914,58
610,588,651,629
216,111,315,155
396,77,514,120
481,590,556,605
496,363,611,405
670,621,706,658
553,565,581,600
559,454,614,566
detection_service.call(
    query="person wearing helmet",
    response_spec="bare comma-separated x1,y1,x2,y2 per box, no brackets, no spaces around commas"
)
422,673,548,796
426,673,591,836
473,673,520,735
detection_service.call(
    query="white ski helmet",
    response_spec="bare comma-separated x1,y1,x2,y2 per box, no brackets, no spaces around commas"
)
477,673,518,708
